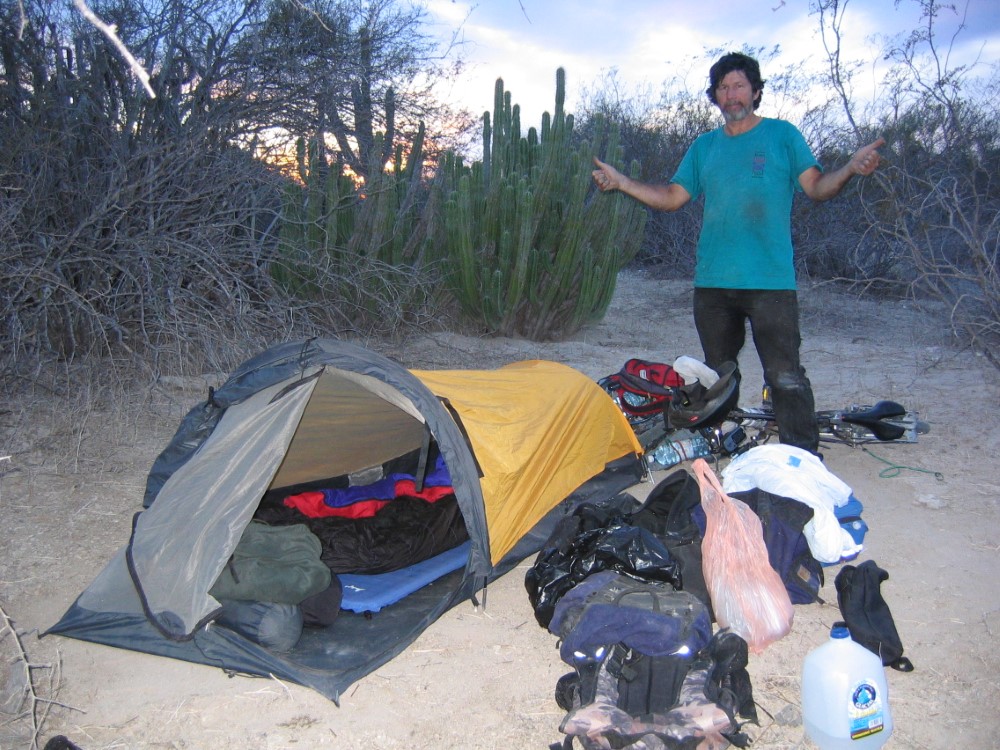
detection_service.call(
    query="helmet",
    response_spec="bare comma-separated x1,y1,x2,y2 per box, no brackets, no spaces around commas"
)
666,361,739,430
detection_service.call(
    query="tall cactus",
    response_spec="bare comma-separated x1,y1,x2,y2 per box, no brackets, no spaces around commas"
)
426,68,647,340
347,121,426,265
274,119,427,302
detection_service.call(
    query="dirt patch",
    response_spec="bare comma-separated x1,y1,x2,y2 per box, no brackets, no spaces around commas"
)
2,271,998,749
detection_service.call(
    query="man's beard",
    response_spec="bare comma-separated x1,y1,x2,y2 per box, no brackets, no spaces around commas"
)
722,103,753,123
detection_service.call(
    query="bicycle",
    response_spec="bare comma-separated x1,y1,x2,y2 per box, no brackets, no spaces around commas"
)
715,400,930,454
626,398,928,457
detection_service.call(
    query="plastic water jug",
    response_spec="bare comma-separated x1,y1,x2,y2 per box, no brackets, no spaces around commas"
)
801,623,893,749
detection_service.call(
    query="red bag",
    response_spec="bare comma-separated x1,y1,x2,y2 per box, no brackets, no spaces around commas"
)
692,458,794,653
598,358,685,421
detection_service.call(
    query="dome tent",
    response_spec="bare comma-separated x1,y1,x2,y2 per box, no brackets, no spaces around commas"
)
47,338,643,702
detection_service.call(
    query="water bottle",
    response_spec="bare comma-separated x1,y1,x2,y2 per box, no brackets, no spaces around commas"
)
801,623,893,750
646,431,713,470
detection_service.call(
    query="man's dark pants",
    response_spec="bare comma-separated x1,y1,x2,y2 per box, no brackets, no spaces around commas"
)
693,287,820,454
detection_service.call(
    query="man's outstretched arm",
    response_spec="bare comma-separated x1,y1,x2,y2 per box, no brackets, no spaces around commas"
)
799,137,885,202
592,157,692,212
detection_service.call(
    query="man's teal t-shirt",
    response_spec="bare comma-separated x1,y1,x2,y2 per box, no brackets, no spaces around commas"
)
670,118,819,290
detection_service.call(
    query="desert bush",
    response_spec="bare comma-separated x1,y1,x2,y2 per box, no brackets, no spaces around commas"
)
0,0,460,398
867,104,1000,363
809,0,1000,366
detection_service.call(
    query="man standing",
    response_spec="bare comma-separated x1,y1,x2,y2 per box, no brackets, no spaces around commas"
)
592,51,883,455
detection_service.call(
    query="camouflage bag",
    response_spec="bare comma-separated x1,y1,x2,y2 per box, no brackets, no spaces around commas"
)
552,630,757,750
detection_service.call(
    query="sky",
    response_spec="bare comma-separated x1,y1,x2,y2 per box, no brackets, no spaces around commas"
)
425,0,1000,129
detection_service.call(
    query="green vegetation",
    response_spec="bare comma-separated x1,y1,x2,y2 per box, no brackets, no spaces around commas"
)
426,70,647,339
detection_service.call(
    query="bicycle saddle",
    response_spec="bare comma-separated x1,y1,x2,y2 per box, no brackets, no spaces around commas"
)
838,401,907,441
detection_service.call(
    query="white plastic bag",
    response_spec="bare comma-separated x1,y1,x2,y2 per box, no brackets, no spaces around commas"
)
671,356,720,388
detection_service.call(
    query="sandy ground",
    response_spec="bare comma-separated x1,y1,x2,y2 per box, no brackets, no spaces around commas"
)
2,270,999,750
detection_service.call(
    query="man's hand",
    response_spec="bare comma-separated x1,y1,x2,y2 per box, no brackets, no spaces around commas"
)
592,157,623,192
849,137,885,176
592,156,692,211
800,136,886,201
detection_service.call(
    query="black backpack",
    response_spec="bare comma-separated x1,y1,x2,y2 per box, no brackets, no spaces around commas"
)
628,469,712,616
835,560,914,672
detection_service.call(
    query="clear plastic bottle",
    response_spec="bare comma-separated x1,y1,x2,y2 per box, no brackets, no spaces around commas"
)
646,432,713,470
801,623,893,750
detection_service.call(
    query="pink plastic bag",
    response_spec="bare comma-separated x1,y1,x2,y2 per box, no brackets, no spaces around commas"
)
693,458,793,653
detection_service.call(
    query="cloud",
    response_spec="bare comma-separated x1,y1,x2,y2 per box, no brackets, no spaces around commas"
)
427,0,1000,130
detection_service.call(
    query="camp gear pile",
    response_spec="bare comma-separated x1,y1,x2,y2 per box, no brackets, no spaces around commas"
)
598,358,685,422
527,448,912,748
527,468,763,748
599,357,925,459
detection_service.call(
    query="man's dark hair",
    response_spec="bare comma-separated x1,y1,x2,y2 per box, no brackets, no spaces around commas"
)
706,52,766,110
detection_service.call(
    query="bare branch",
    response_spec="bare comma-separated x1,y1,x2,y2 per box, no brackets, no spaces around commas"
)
71,0,156,99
